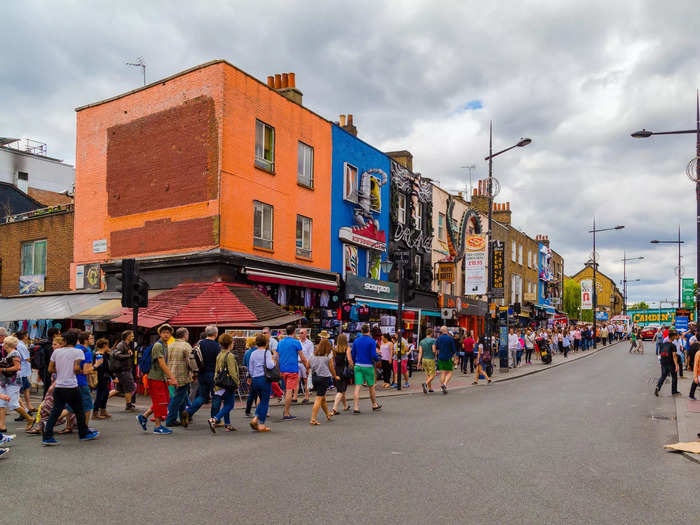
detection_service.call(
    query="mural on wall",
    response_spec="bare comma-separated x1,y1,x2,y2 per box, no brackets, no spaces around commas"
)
343,244,358,277
339,168,388,253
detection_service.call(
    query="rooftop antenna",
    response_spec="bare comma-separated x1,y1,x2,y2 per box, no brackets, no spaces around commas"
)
461,164,476,197
126,57,146,86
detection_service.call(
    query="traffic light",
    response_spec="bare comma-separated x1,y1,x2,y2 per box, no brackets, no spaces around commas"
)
117,258,149,308
402,272,416,303
117,259,137,308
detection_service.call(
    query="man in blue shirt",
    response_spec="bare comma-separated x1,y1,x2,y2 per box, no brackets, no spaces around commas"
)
433,326,456,394
186,325,220,423
74,331,94,425
277,325,309,420
349,324,382,413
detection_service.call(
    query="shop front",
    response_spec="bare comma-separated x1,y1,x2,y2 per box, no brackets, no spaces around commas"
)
439,293,487,336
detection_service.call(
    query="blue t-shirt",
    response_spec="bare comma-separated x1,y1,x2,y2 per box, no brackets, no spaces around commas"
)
351,335,378,366
198,338,220,374
243,347,255,368
278,337,302,373
435,334,456,361
75,344,92,387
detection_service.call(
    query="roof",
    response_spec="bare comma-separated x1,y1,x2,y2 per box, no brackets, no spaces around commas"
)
0,181,44,216
569,265,623,295
27,187,73,206
111,282,302,328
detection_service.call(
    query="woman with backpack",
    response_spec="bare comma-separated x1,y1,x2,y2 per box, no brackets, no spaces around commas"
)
472,336,492,385
331,334,352,415
207,333,240,433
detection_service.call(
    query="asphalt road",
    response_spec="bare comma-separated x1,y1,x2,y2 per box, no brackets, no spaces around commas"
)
4,343,697,524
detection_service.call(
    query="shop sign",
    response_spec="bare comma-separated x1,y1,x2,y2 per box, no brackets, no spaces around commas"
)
676,316,689,330
19,274,45,295
682,278,695,307
339,223,387,251
439,294,488,316
76,263,102,290
345,274,397,300
393,223,433,253
596,311,609,321
524,292,537,302
465,235,486,295
438,262,454,282
581,279,592,309
92,239,107,253
491,241,504,298
628,308,675,327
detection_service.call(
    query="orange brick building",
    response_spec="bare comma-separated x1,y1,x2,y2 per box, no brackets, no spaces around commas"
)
73,61,338,297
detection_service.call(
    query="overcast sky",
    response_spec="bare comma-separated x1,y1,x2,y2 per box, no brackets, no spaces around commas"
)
2,0,699,306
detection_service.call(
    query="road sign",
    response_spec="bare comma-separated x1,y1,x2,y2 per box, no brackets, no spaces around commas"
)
682,278,695,307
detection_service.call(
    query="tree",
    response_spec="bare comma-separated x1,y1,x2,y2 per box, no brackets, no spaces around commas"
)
563,278,581,319
629,301,649,310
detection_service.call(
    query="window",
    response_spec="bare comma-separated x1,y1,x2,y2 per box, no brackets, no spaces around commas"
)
21,239,47,276
511,240,516,262
369,178,381,212
295,215,312,258
414,201,422,229
438,213,445,240
253,201,273,250
398,194,407,224
343,162,359,202
297,142,314,187
527,250,531,268
255,120,275,172
414,254,422,285
518,244,523,265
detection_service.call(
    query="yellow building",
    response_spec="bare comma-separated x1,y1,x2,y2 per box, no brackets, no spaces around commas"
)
569,260,624,316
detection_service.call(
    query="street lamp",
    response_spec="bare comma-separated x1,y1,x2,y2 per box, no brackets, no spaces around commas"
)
380,259,394,275
650,225,684,307
620,253,644,315
483,121,531,367
631,89,700,324
588,219,624,349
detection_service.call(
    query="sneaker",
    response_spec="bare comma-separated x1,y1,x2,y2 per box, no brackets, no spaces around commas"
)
244,413,253,418
0,434,16,445
125,403,136,411
282,415,297,421
153,425,173,435
654,387,659,397
689,395,696,400
0,447,9,459
136,414,148,432
42,437,59,446
422,383,428,394
181,411,190,428
441,384,447,395
80,431,100,441
404,382,410,388
672,392,682,396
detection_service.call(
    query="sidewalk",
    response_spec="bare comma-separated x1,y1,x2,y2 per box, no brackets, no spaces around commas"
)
673,385,700,462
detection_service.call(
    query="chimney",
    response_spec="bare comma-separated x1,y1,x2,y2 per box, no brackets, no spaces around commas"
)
339,114,346,126
472,188,477,196
267,76,274,88
271,72,303,105
341,113,358,136
493,201,512,225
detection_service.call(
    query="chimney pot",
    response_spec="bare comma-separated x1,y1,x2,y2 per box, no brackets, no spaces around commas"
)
472,188,477,196
478,180,482,195
274,74,281,89
282,73,289,88
348,114,354,125
289,72,295,87
506,202,510,211
267,76,274,88
340,114,346,126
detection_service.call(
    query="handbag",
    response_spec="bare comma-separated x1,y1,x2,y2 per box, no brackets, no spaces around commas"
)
214,355,237,390
87,370,99,389
263,349,281,383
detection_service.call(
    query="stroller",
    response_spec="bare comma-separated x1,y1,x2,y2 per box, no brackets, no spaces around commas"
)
536,337,552,364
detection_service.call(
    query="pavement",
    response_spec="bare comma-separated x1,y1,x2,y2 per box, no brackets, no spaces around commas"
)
4,340,696,525
672,372,700,462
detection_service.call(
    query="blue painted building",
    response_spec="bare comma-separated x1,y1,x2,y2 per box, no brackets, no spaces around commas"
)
537,237,556,314
330,125,391,282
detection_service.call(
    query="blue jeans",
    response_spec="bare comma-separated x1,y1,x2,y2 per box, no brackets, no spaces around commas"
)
656,342,661,355
212,388,235,425
251,376,271,424
166,384,190,426
187,371,214,417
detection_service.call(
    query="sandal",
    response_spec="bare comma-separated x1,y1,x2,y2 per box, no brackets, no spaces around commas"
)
353,409,361,414
343,406,351,412
330,409,339,416
224,425,237,432
310,420,320,425
58,428,73,435
207,418,217,434
472,381,478,385
25,421,34,431
256,425,271,432
249,420,258,431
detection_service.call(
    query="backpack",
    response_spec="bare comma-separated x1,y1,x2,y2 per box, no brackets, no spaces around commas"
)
30,343,46,370
138,342,158,375
191,343,204,373
659,341,674,358
0,348,18,378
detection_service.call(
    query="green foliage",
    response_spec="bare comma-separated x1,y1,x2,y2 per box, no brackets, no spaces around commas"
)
629,301,649,310
563,278,581,319
580,309,593,322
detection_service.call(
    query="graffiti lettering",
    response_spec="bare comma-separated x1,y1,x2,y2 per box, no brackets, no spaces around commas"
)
393,223,433,253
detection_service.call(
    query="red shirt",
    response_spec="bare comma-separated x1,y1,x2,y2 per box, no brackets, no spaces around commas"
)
463,337,475,353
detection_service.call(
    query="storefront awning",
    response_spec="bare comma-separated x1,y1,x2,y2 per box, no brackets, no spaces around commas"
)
69,291,165,321
111,282,302,328
421,310,442,317
0,292,106,322
242,266,338,291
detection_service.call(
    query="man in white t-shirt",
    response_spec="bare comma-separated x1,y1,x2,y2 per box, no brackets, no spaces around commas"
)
507,328,520,368
42,329,99,446
296,329,315,404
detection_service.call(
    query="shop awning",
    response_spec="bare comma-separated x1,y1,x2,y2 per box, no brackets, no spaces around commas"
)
0,292,106,322
111,282,302,328
421,310,442,317
242,266,338,291
69,291,165,321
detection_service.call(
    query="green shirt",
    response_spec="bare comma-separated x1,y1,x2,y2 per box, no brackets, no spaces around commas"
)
148,340,168,381
419,337,436,360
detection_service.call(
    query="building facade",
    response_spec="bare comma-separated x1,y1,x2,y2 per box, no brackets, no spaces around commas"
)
569,261,623,317
0,138,74,194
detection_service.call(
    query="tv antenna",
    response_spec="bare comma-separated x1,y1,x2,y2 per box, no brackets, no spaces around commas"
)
461,164,477,197
126,57,146,86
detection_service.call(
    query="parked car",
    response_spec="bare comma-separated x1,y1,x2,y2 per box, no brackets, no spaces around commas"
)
640,325,660,340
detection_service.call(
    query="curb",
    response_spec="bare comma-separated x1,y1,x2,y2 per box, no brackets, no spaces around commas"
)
673,389,700,465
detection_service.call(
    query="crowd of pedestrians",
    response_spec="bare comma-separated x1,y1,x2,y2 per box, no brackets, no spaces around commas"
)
652,325,700,400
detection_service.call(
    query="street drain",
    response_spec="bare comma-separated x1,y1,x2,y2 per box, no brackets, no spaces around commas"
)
649,415,676,421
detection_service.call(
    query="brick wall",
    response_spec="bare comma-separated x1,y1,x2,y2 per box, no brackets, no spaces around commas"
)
0,211,73,296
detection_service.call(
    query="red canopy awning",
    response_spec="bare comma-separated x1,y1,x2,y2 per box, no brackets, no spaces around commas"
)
111,282,301,328
243,266,338,291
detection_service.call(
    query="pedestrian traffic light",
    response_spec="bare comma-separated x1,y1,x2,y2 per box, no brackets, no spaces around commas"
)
133,277,149,308
402,273,416,303
117,258,137,308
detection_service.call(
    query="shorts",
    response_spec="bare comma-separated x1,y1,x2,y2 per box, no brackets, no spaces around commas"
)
20,376,31,393
68,385,94,413
354,365,375,387
298,364,307,379
313,376,330,396
438,359,454,371
422,358,436,377
392,359,408,375
0,381,20,410
116,370,135,394
281,372,299,392
148,378,170,420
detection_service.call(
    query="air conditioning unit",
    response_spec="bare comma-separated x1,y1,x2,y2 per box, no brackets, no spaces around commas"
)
441,308,455,319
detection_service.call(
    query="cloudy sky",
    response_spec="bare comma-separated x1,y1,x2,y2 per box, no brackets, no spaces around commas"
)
2,0,699,306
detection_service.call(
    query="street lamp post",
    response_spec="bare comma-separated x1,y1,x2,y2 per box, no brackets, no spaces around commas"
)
620,252,644,315
650,225,684,308
631,89,700,324
589,219,624,349
484,121,531,362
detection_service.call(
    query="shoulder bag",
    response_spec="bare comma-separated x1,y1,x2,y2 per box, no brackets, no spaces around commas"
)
264,349,281,383
214,354,237,390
